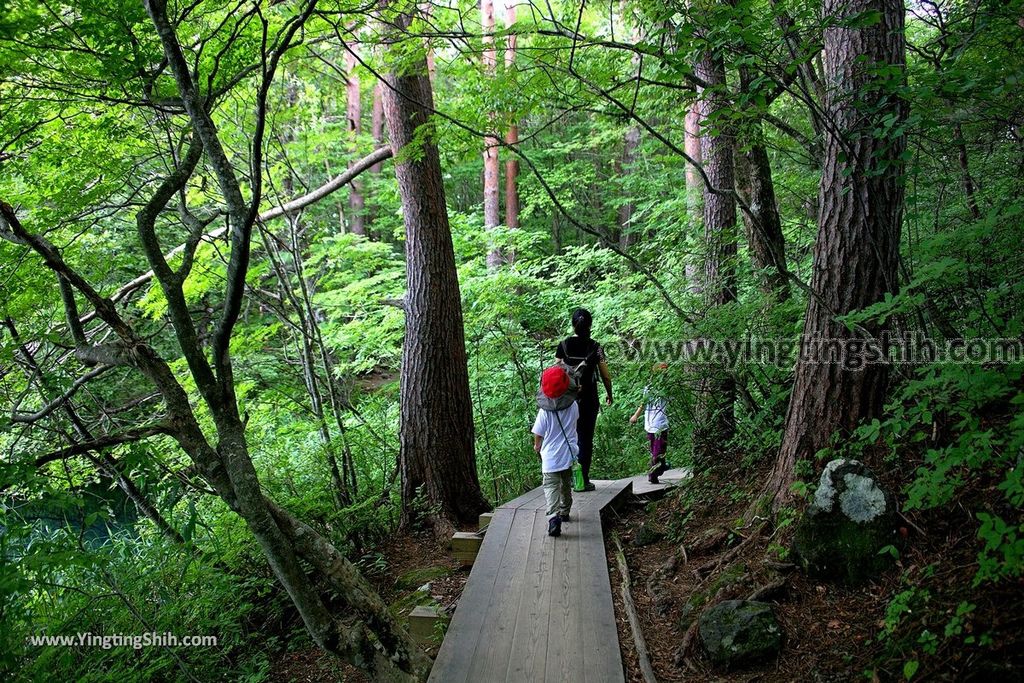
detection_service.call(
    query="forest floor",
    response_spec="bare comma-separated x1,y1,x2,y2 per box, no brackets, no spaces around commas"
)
606,464,1024,682
270,530,469,682
268,465,1024,682
606,492,889,681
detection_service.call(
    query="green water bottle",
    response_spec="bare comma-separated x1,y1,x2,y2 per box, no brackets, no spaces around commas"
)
572,458,585,492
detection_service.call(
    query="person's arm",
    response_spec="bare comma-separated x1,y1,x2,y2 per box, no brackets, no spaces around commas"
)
532,411,545,458
599,360,613,405
630,403,644,424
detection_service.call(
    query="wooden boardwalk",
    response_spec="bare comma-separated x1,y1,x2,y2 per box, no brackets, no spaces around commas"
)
629,466,692,496
428,478,640,683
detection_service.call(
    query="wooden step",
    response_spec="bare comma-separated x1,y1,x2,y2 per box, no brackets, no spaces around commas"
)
478,512,494,530
450,531,483,566
408,605,447,645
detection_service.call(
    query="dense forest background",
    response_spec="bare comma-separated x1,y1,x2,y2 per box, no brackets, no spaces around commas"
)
1,0,1022,680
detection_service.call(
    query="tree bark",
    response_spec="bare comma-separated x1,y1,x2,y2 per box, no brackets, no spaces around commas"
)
684,101,703,294
380,13,492,531
617,125,641,249
692,49,737,461
482,0,502,267
504,1,520,241
766,0,907,511
371,82,385,174
735,68,789,299
346,46,366,236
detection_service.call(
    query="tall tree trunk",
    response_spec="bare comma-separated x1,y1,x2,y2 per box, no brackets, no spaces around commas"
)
736,67,789,299
482,0,502,267
617,21,643,250
366,80,386,233
765,0,907,511
953,122,982,220
504,1,520,246
346,47,366,236
692,51,737,462
371,82,385,173
617,125,641,249
684,101,703,293
380,18,492,531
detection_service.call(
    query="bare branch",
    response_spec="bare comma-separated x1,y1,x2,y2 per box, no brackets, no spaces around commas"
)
31,424,173,467
0,200,137,342
83,145,394,320
11,364,114,423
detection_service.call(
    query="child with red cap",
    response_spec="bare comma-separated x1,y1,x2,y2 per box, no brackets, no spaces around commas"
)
532,365,580,537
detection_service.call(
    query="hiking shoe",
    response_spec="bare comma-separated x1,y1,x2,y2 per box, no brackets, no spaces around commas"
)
548,516,562,537
582,482,596,492
649,459,669,479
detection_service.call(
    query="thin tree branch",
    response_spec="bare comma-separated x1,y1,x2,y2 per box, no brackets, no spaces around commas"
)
11,365,114,423
31,424,173,467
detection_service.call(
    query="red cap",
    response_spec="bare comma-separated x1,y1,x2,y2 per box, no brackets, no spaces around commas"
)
541,366,570,398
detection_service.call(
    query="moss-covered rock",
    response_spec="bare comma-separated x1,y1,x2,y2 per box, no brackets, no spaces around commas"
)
792,459,898,585
698,599,782,668
389,585,439,617
681,562,749,629
394,566,451,590
631,522,665,547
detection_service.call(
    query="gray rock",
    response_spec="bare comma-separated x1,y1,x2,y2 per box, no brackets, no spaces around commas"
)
698,599,782,668
793,459,898,584
631,522,665,547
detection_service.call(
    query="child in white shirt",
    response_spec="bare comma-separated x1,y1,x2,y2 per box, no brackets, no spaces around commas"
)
630,363,670,484
532,365,579,537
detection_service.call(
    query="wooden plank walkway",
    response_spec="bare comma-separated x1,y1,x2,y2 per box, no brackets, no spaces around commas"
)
428,479,632,683
628,466,693,496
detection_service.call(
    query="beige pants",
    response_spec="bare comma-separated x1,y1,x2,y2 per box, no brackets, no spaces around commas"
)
542,469,573,517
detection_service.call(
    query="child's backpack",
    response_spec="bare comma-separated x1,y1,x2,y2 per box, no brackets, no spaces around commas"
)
536,361,582,412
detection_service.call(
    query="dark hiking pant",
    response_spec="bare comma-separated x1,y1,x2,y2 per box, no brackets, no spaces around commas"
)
577,390,599,482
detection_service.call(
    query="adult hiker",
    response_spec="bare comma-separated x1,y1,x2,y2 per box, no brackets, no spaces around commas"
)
555,308,613,491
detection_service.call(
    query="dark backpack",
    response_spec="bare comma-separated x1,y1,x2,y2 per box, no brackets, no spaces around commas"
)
557,339,601,388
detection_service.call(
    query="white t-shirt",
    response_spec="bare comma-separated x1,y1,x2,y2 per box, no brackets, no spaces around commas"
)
532,403,579,473
643,386,669,433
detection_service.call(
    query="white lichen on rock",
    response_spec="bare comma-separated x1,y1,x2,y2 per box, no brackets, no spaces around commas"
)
813,458,861,511
838,473,888,522
811,458,888,522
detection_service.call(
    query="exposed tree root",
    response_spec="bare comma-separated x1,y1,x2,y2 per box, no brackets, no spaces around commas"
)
613,533,658,683
747,576,788,602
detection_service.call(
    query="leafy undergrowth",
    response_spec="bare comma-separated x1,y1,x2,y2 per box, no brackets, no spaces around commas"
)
607,464,1024,682
269,530,468,683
